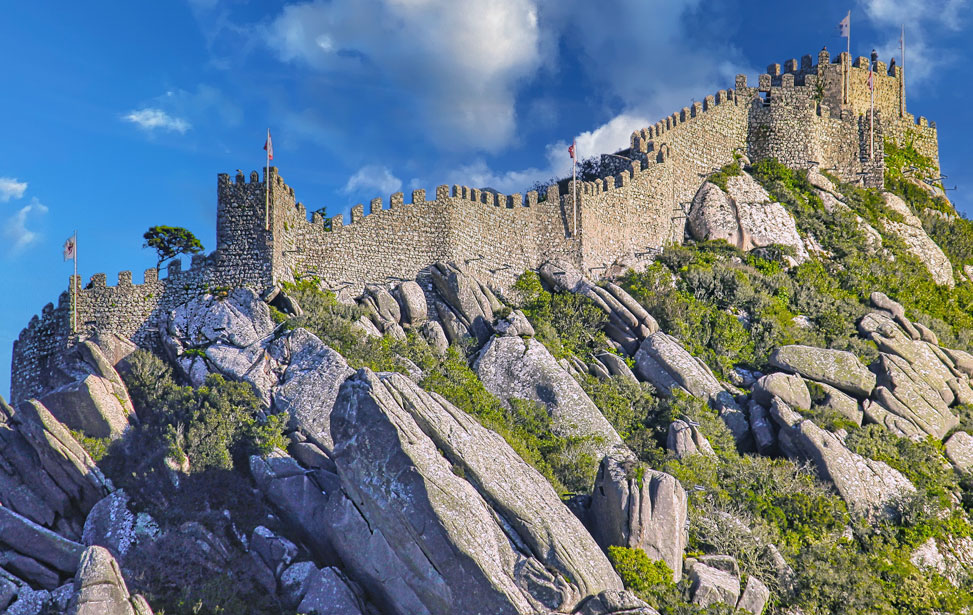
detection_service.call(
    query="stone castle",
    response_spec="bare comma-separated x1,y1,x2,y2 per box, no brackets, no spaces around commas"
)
10,47,939,403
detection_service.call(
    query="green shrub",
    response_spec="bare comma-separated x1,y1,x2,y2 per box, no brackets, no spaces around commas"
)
513,271,609,360
607,546,677,607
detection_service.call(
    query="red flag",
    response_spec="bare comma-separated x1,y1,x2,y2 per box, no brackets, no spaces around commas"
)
568,140,575,160
264,130,274,161
63,233,76,261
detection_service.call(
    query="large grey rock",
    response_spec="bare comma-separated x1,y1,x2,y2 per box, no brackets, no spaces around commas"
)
162,288,276,387
271,328,355,453
368,286,402,324
67,546,152,615
859,312,957,405
575,589,660,615
395,280,428,325
81,490,158,567
747,401,777,455
813,381,863,426
0,507,85,587
420,320,450,354
881,193,954,287
597,353,639,384
769,345,876,398
0,397,110,539
943,347,973,378
635,333,750,448
862,399,923,439
589,449,688,581
475,336,622,455
752,372,811,410
279,560,319,608
872,353,958,439
326,369,622,615
249,454,340,564
769,397,914,515
494,309,535,337
297,567,366,615
736,576,770,614
249,525,297,586
6,585,51,615
430,262,496,344
687,559,740,608
944,431,973,472
34,341,137,440
667,419,715,459
688,175,809,263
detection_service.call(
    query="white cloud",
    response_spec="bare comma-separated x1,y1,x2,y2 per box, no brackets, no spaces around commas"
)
445,111,649,194
0,177,27,202
123,108,192,133
343,165,403,196
861,0,968,85
4,198,48,251
265,0,543,150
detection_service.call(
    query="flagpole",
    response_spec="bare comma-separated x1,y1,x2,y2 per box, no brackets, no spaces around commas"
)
572,144,577,238
870,66,875,160
265,129,270,231
73,231,77,334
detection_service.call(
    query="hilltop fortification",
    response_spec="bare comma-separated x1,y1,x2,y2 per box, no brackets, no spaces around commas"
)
10,47,939,403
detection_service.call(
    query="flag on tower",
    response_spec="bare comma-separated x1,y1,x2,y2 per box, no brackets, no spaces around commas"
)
568,140,576,160
264,130,273,161
838,11,850,37
63,233,76,261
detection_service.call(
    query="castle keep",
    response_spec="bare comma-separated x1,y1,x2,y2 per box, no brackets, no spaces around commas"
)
10,48,939,403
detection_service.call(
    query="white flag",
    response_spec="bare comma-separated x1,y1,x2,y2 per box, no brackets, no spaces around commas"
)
63,233,76,261
838,11,850,37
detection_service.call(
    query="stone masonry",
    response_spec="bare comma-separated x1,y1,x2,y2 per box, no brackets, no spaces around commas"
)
10,46,940,403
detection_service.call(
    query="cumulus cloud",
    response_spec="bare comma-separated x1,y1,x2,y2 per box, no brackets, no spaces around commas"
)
4,198,48,251
265,0,543,150
343,165,403,196
123,108,192,133
0,177,27,202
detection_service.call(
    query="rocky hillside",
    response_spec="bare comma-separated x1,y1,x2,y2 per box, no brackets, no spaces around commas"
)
5,148,973,614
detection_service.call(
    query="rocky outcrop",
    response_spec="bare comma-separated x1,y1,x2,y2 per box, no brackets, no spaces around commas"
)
475,335,622,454
67,546,152,615
0,507,85,589
270,328,355,453
737,576,770,614
688,174,809,264
813,382,863,426
588,449,688,581
574,590,660,615
769,397,914,515
880,193,954,287
752,372,810,410
430,262,499,345
539,262,658,355
162,288,277,388
768,345,875,398
944,432,973,472
81,491,158,568
687,557,740,608
634,333,750,448
667,419,715,459
296,566,366,615
872,353,958,439
0,397,110,539
263,369,626,615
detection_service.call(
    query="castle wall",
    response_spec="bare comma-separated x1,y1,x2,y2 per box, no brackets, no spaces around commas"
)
11,46,945,403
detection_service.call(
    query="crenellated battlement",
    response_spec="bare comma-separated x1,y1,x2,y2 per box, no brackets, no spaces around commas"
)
11,43,943,403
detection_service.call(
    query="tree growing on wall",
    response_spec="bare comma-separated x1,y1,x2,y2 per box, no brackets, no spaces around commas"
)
143,226,204,269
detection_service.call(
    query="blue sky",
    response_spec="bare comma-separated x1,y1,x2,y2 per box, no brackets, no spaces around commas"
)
1,0,969,397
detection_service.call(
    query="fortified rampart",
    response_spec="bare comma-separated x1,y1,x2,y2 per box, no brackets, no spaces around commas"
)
10,46,942,403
